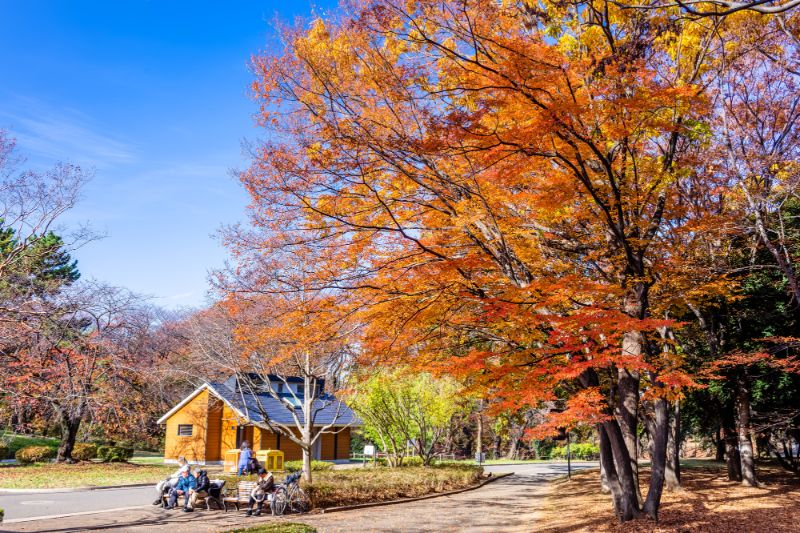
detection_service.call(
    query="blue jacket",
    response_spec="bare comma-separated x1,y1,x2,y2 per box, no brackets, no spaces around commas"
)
174,474,197,492
238,448,252,468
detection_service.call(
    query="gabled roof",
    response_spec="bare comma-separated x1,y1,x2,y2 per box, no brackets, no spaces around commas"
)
209,381,360,427
157,379,360,427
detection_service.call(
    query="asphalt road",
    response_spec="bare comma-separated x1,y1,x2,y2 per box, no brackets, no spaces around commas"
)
0,461,598,524
0,485,155,522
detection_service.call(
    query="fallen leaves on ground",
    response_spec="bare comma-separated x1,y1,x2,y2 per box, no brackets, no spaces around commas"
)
539,461,800,532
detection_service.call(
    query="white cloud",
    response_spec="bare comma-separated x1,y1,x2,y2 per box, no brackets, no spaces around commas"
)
0,93,138,168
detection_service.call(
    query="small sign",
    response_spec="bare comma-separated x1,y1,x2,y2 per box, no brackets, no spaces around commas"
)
364,445,376,456
475,452,485,463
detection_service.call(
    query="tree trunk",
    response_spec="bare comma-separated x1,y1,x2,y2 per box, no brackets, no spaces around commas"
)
714,427,725,462
735,374,757,486
723,425,742,481
56,410,82,463
665,401,681,490
475,405,483,461
599,448,612,494
642,397,669,520
617,365,641,502
492,434,500,460
600,420,641,522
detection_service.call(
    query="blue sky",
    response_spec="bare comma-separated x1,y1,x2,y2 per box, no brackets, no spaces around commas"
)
0,1,335,308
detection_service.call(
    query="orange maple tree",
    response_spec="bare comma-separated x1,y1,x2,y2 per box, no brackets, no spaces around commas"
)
234,0,798,523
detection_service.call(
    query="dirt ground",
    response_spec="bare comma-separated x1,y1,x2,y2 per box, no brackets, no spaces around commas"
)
538,461,800,532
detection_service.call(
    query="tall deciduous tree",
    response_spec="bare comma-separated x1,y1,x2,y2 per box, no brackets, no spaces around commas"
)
237,0,798,522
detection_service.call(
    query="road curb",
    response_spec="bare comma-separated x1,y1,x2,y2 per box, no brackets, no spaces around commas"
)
0,482,153,494
320,471,514,514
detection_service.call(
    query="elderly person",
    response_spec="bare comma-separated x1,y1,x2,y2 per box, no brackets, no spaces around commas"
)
185,469,211,512
166,468,197,511
245,468,275,517
152,456,188,506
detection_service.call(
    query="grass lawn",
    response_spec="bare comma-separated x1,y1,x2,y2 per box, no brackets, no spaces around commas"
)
0,461,175,489
538,459,800,532
220,464,483,509
221,524,316,533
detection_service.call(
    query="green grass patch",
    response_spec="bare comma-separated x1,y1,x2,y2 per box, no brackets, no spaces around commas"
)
0,461,175,489
0,433,60,459
128,455,167,465
221,524,316,533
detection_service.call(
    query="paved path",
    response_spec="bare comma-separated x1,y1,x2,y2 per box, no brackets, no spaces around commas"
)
0,462,597,532
0,486,154,522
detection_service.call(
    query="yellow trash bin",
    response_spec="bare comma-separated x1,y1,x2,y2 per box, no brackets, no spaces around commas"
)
224,449,241,473
255,449,284,472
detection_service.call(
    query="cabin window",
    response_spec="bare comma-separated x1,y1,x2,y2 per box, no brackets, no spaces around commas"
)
296,384,305,395
177,424,193,437
276,382,284,393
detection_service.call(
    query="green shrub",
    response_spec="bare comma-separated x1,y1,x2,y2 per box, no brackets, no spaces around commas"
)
285,460,334,473
0,443,9,460
15,445,56,464
97,445,134,462
71,443,98,461
400,456,424,467
550,442,599,460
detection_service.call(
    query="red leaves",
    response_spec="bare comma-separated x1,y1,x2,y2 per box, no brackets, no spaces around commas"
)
527,388,611,439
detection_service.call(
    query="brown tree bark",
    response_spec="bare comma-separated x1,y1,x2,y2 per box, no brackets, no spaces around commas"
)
735,373,758,486
665,400,681,490
600,420,642,522
56,409,82,463
643,397,670,520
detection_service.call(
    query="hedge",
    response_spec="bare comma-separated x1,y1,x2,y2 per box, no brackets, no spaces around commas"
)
0,444,8,460
15,445,56,464
71,443,98,461
285,460,334,473
97,445,134,462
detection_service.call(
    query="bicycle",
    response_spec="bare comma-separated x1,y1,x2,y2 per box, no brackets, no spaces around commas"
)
270,472,310,516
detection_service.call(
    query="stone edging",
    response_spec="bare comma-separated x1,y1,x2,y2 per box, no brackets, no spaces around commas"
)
319,471,513,514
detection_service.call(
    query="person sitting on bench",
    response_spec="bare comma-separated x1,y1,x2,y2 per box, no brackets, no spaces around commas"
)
166,469,197,511
153,457,188,505
245,468,275,517
186,469,211,512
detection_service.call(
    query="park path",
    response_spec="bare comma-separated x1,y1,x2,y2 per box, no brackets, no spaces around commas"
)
0,463,597,532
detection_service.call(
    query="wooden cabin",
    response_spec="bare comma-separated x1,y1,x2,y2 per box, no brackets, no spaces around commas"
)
157,375,358,464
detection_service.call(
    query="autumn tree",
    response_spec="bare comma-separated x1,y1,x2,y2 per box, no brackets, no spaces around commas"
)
236,0,800,522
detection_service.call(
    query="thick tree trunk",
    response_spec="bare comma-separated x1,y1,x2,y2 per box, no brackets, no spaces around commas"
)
725,435,742,481
600,420,641,522
599,455,612,494
665,401,681,490
735,374,757,486
506,436,519,460
56,411,82,463
642,397,669,520
617,364,641,501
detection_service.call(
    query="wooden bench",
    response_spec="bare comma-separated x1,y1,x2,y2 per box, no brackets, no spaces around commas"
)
223,481,257,512
160,480,226,511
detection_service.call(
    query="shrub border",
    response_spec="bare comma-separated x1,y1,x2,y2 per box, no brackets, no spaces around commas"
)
319,471,512,513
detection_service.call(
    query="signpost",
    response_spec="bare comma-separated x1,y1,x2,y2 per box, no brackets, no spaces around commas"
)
475,452,485,466
364,444,375,467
